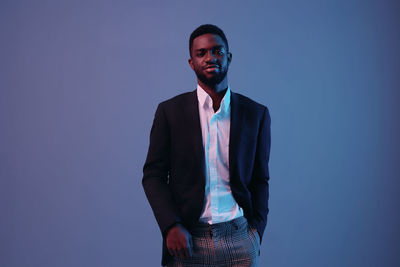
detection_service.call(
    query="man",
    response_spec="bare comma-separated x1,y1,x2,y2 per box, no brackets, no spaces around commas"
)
142,24,271,266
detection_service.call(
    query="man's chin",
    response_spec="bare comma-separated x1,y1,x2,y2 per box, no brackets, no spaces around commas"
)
198,73,226,87
200,78,221,87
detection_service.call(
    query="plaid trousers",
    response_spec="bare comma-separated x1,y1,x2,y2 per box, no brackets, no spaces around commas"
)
166,216,261,267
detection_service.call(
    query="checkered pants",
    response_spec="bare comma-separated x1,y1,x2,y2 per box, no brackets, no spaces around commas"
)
167,216,261,267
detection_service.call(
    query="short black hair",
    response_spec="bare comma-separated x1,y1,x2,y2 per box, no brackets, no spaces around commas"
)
189,24,229,57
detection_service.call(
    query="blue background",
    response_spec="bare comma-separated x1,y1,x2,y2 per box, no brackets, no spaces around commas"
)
1,0,399,266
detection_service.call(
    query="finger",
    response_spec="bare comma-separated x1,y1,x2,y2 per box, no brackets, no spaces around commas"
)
177,248,186,259
168,245,179,257
184,247,190,259
187,236,193,257
168,248,176,257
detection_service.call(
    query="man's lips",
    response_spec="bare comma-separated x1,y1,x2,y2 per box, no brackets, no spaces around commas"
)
204,65,219,70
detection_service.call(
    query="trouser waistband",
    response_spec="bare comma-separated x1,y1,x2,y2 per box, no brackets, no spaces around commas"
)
191,216,248,237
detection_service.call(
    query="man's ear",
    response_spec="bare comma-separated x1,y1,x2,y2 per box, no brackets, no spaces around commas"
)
188,58,194,70
227,52,232,64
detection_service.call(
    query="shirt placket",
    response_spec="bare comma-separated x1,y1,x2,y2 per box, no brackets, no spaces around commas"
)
209,109,219,221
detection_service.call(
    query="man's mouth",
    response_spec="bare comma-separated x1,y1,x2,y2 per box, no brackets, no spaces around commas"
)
205,65,219,70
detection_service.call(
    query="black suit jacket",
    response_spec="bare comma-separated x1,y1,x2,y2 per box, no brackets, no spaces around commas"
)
142,89,271,266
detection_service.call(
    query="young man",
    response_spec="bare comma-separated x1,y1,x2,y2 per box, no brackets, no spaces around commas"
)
142,24,271,267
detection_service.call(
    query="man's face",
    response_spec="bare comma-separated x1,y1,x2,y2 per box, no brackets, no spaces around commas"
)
189,33,232,87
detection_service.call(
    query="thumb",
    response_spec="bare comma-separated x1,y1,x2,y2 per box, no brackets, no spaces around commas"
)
187,234,193,255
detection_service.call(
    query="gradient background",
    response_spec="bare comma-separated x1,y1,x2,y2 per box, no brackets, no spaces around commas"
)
1,0,399,266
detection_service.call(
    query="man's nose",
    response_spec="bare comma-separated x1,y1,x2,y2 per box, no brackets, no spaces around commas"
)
205,50,217,62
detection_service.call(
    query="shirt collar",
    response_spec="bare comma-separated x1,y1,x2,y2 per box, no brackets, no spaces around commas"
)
196,84,231,113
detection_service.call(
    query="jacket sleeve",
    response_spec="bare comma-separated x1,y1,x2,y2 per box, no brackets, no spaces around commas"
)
248,106,271,242
142,103,181,237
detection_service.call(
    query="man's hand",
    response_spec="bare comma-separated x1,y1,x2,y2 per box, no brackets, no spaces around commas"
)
166,224,193,258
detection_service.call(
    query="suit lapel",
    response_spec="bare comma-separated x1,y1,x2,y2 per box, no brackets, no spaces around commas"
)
182,90,204,170
229,91,245,180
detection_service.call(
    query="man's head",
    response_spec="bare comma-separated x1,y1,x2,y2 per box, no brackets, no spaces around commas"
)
188,24,232,88
189,24,229,57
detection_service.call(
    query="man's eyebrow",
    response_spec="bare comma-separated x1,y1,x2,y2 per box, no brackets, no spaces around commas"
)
194,45,224,51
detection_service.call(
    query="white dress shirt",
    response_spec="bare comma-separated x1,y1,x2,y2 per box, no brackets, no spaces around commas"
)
197,85,244,224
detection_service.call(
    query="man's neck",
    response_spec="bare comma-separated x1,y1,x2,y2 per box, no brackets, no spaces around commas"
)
198,77,228,95
198,80,228,112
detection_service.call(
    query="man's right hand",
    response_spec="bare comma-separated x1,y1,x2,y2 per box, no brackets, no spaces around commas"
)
166,224,193,259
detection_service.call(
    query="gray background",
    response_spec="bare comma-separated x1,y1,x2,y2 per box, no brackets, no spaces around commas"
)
1,0,399,266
